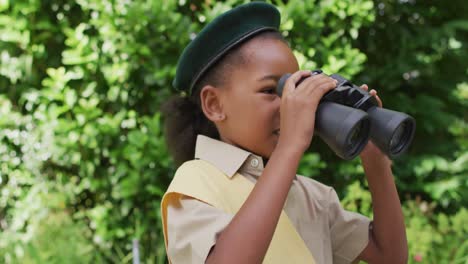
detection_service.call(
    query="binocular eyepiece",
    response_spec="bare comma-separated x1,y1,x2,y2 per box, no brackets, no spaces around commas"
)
277,70,416,160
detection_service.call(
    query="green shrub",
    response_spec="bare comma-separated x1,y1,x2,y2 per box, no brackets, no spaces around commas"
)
1,0,466,263
342,181,468,264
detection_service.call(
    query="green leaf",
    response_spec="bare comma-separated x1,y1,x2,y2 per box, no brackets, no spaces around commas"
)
0,0,9,12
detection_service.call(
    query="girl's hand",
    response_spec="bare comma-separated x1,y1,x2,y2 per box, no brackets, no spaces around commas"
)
277,70,338,154
361,84,383,107
359,84,389,161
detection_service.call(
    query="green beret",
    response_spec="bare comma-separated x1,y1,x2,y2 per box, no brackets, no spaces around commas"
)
173,2,281,94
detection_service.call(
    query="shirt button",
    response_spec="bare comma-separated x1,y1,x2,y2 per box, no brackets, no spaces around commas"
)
250,158,259,168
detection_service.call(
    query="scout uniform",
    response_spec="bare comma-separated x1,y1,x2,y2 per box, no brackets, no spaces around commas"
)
161,2,371,263
162,135,370,263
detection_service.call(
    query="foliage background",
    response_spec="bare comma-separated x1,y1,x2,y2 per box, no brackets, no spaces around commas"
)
0,0,466,263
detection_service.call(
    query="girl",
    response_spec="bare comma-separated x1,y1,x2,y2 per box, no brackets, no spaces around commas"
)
161,2,408,264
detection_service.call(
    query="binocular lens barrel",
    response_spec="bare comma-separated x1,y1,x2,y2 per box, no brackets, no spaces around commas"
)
348,121,365,149
316,104,415,159
315,102,370,160
367,107,416,158
390,123,406,152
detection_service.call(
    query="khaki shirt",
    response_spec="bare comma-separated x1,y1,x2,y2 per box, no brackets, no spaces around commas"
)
166,135,370,264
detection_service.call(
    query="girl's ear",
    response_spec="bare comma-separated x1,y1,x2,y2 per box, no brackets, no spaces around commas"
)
200,85,226,122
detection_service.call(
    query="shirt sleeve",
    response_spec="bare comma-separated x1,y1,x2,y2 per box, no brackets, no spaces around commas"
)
327,188,371,264
166,194,233,264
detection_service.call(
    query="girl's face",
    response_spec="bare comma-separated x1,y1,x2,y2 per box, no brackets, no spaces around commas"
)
216,37,299,158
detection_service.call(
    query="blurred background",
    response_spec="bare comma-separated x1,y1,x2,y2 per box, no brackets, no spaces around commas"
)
0,0,466,263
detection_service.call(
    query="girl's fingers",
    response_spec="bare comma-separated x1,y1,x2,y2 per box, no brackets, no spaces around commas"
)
362,85,383,107
297,75,335,95
282,70,312,96
375,95,383,108
308,79,337,97
370,89,383,107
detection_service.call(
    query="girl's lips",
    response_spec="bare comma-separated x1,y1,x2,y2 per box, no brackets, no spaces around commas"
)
273,129,280,135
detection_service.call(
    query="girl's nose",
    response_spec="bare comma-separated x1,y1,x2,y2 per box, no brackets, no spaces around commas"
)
274,96,281,115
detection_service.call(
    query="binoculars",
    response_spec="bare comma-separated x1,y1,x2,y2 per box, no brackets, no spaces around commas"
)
277,70,416,160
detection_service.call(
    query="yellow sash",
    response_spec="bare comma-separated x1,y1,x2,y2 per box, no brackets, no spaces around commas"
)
161,159,316,263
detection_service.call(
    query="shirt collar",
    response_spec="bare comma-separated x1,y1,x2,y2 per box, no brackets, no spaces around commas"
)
194,135,265,178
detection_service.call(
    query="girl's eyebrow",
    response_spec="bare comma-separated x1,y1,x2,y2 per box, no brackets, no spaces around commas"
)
257,74,281,82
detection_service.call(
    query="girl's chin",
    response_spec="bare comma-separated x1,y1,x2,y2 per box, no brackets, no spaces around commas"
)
264,140,279,159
